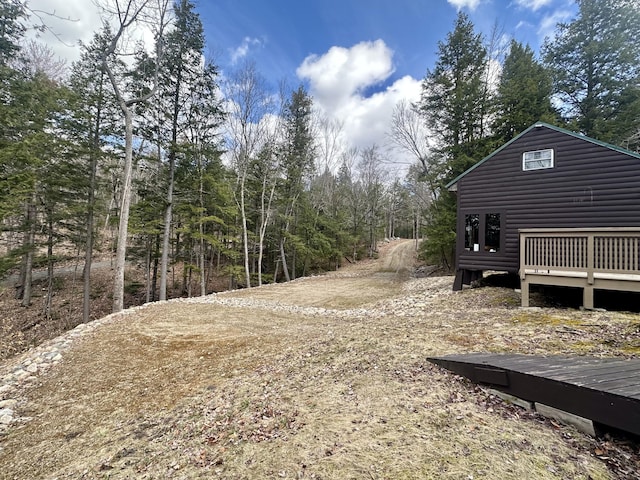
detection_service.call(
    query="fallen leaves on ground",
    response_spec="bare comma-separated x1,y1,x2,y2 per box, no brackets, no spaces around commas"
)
1,240,638,479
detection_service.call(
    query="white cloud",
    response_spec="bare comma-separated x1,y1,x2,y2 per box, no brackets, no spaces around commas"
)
515,0,553,11
24,0,102,65
538,9,574,40
340,75,422,150
297,40,422,170
24,0,164,72
447,0,482,10
297,40,396,114
230,37,263,64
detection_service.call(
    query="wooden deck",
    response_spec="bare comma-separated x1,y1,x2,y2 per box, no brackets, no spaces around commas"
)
520,228,640,309
427,353,640,437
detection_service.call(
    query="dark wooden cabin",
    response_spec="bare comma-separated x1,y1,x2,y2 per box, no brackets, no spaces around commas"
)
447,122,640,308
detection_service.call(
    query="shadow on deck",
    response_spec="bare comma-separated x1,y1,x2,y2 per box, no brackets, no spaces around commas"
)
427,353,640,437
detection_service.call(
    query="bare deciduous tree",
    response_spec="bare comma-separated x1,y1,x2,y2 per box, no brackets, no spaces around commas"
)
19,40,67,81
98,0,170,312
358,145,387,258
224,60,273,288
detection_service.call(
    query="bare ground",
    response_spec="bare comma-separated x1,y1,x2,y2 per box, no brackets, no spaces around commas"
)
0,260,141,361
1,240,640,479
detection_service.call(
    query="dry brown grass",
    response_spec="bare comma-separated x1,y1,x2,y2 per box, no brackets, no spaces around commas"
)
1,240,638,479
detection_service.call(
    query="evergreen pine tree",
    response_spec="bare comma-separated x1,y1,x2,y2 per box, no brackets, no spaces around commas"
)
420,11,490,177
542,0,640,143
277,85,316,281
418,12,492,268
493,40,556,141
0,0,26,66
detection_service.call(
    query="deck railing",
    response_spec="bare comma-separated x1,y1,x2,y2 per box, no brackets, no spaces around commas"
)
519,228,640,308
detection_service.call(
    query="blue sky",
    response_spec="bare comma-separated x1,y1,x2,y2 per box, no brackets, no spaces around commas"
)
198,0,577,89
199,0,577,160
28,0,579,170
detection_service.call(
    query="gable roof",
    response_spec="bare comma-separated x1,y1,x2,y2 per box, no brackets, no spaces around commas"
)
446,122,640,191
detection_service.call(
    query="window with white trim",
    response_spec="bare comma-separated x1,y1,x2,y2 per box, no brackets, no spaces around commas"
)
523,148,553,171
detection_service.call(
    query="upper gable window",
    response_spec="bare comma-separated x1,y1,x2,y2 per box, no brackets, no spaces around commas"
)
523,149,554,171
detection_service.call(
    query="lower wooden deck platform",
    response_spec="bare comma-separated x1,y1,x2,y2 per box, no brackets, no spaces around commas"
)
427,353,640,437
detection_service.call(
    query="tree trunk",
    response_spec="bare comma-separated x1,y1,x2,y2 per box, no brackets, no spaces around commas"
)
239,172,251,288
15,203,29,300
257,179,276,286
159,176,173,301
199,223,206,296
83,72,103,324
199,235,206,295
291,243,296,280
112,109,135,312
44,211,54,319
187,248,194,297
279,235,290,282
152,234,160,301
199,157,207,296
174,226,181,293
279,201,296,282
159,67,183,300
21,197,37,307
145,238,152,303
83,172,96,322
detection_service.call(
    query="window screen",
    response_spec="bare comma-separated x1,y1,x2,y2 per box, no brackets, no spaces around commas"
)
523,149,553,171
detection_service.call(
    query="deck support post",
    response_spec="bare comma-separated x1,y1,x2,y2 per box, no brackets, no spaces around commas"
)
453,269,483,291
583,285,594,310
453,269,464,291
521,280,530,307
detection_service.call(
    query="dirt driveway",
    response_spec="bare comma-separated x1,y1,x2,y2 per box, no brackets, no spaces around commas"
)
0,240,637,479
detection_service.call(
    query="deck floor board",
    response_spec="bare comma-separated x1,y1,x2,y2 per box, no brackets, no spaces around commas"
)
545,366,640,382
427,353,640,436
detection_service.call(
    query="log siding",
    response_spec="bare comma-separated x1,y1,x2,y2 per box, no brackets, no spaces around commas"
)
448,123,640,293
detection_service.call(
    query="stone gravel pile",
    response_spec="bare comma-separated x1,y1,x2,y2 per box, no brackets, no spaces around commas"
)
0,309,141,434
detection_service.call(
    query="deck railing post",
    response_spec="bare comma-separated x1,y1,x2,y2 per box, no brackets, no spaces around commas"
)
519,231,530,307
519,232,527,280
518,228,640,310
584,233,595,309
587,234,594,285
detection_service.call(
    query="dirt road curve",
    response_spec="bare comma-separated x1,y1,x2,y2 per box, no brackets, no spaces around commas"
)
0,239,630,479
379,238,419,275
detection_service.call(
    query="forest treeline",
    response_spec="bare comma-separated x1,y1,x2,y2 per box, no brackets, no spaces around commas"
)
1,0,639,325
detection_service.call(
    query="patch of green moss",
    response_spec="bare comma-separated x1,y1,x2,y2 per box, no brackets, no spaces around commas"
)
565,341,599,354
511,312,562,325
621,345,640,355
